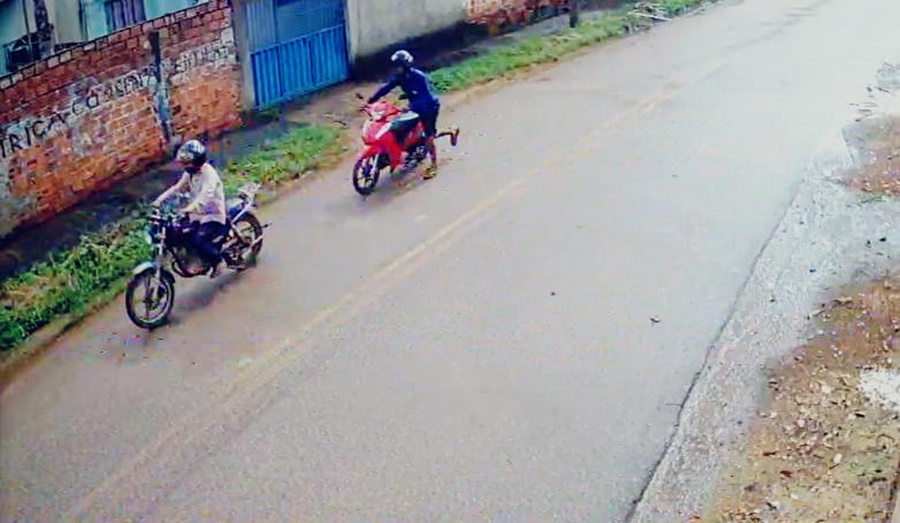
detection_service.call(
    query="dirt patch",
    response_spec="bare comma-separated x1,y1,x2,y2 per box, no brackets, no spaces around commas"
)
702,279,900,522
846,116,900,197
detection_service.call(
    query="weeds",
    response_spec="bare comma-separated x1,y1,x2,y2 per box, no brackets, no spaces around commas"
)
221,125,345,196
0,218,150,350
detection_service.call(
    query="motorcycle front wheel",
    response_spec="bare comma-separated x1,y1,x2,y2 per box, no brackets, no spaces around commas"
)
353,155,382,196
125,268,175,329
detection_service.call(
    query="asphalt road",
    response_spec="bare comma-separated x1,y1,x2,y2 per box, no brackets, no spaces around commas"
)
3,0,900,520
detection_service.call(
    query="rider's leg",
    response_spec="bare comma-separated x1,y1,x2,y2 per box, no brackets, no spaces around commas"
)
421,104,440,179
193,222,225,277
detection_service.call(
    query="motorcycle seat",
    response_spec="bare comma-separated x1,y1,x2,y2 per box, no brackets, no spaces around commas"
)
391,111,420,143
226,198,244,222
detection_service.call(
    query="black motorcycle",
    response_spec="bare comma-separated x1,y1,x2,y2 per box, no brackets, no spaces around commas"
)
125,183,267,329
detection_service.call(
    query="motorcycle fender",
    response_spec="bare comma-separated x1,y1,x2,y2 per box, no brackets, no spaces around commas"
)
230,206,250,223
357,144,382,162
132,261,161,276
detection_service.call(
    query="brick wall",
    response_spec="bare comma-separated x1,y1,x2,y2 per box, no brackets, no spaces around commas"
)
0,0,242,239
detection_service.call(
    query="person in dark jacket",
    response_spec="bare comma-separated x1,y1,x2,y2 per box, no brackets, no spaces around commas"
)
367,50,442,179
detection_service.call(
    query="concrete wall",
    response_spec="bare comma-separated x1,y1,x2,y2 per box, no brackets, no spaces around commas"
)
146,0,209,23
51,0,85,45
345,0,466,61
229,0,255,109
0,0,242,239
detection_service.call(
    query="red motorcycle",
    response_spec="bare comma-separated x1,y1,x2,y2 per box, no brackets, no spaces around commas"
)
352,93,459,196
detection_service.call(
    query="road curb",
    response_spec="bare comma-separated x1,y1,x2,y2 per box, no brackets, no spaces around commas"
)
630,67,900,520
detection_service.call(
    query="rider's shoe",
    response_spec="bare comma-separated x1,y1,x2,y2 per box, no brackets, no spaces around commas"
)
208,259,224,279
450,127,460,147
423,164,438,180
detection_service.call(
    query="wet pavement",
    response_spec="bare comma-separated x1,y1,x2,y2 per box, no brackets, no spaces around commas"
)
3,0,900,520
0,7,606,282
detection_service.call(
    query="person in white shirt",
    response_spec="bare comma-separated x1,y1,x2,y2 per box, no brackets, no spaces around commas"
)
152,139,228,277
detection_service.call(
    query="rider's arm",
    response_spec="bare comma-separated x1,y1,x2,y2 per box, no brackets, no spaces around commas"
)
368,75,399,104
152,173,188,207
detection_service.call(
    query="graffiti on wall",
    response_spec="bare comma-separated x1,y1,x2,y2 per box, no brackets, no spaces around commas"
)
0,39,234,161
168,40,233,78
0,65,158,160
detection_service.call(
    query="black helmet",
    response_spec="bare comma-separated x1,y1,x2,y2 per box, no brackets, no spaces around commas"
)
176,139,207,173
391,50,413,69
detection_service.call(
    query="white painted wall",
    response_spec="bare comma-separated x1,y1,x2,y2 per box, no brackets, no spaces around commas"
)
345,0,466,61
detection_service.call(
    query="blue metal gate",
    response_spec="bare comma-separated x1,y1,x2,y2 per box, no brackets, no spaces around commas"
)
244,0,349,108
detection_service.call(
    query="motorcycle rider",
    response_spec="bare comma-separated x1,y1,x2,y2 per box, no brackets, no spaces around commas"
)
367,49,443,179
152,139,227,278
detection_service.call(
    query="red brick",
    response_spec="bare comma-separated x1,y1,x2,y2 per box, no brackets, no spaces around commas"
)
108,29,127,44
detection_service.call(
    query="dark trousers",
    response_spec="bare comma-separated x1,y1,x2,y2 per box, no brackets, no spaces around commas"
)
412,101,440,138
192,221,227,266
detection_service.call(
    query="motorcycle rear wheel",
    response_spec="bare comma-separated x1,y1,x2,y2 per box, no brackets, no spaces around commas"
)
232,213,264,267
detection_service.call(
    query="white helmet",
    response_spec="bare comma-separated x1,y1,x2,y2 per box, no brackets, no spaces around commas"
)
391,49,414,68
176,139,207,173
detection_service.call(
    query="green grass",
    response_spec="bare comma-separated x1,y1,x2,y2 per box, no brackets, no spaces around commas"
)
221,125,345,197
432,0,710,94
0,219,151,350
0,0,713,353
